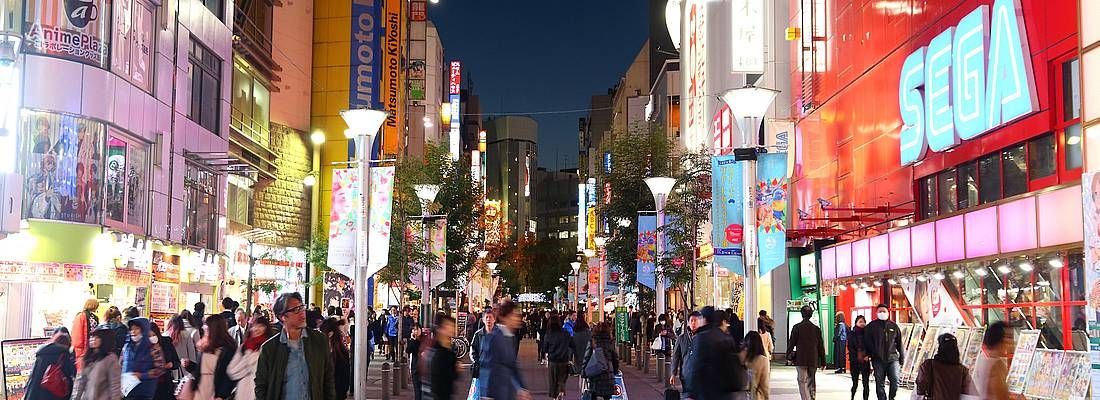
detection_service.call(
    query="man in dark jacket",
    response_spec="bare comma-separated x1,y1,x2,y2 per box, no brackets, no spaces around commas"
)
685,306,743,400
787,305,826,400
540,316,573,398
478,301,530,400
670,311,702,391
629,308,642,346
426,314,459,400
863,304,905,400
254,292,337,400
469,306,495,381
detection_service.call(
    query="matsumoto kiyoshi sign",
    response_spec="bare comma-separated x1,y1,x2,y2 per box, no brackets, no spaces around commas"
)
898,0,1037,165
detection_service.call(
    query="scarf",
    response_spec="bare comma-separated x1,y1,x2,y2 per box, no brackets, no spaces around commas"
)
243,334,266,352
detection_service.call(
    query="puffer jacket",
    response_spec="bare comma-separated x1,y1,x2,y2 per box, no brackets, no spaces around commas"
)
121,318,166,399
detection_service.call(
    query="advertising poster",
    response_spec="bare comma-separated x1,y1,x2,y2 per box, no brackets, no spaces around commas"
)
21,112,105,224
429,218,446,289
23,0,110,67
349,0,383,110
587,258,600,295
899,324,924,382
327,169,360,278
149,281,178,315
636,215,657,289
1082,172,1100,399
381,0,404,156
323,271,353,311
1007,330,1041,394
962,327,985,367
2,337,50,399
711,155,745,274
367,166,395,277
1058,351,1093,400
484,200,502,245
1024,349,1062,398
755,153,788,276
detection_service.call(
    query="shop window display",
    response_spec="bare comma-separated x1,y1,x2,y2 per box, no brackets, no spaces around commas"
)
19,111,105,224
105,131,149,231
111,0,155,92
183,163,217,249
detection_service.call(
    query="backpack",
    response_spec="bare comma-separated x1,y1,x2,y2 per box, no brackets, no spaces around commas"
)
582,346,610,378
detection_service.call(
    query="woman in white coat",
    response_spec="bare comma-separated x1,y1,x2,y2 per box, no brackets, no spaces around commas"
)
226,316,274,400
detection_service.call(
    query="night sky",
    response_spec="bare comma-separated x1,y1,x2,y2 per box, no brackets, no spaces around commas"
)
429,1,649,170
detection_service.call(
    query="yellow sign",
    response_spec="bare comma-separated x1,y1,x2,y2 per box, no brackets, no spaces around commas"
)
785,27,801,41
586,208,596,250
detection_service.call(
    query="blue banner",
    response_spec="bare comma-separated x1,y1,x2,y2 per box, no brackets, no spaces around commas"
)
636,215,657,289
756,153,789,276
711,156,745,275
350,0,384,111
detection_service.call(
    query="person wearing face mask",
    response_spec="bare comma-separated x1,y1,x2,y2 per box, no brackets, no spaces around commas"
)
847,316,871,400
862,304,904,400
121,318,166,400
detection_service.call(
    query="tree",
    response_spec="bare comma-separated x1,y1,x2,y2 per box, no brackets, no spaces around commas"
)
660,150,713,312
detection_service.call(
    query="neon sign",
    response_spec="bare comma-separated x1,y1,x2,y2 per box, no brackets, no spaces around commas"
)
898,0,1036,165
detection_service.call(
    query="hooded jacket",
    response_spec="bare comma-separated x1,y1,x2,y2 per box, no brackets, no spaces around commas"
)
121,318,166,399
25,341,76,400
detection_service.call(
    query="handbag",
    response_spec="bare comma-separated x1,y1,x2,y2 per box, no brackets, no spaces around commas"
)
650,337,664,351
41,352,71,397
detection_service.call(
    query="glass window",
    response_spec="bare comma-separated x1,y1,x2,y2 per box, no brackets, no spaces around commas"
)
1066,124,1083,170
1068,252,1085,302
979,154,1001,204
184,163,218,249
919,175,936,219
105,132,149,230
1064,58,1081,121
226,174,253,226
230,62,271,147
189,38,222,135
111,0,155,92
957,162,978,210
203,0,223,20
1002,145,1027,197
1,0,22,33
938,169,957,214
1027,134,1056,180
105,137,127,223
20,111,106,224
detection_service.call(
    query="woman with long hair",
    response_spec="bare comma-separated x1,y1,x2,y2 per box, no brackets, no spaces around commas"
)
227,316,273,400
188,315,238,400
25,330,76,400
581,322,619,400
167,310,201,370
848,315,871,400
320,317,352,398
148,322,181,400
100,306,128,355
570,313,592,376
71,298,100,371
743,331,770,400
915,333,977,399
72,328,122,399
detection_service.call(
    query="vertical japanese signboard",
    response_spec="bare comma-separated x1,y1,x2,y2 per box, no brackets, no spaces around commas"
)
449,61,462,161
712,155,745,274
729,0,764,73
382,0,404,156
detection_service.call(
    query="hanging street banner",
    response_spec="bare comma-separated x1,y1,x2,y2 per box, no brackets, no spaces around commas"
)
755,153,788,276
587,258,601,295
712,156,745,275
327,168,360,278
350,0,383,111
366,166,395,277
430,218,447,288
636,215,657,289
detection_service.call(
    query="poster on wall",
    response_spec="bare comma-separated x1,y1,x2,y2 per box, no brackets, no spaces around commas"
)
327,168,360,278
23,0,111,67
2,337,51,399
711,155,744,274
961,327,985,367
1056,351,1093,400
1082,172,1100,399
1006,330,1041,394
636,215,657,289
322,272,353,311
587,258,600,295
755,153,787,275
149,281,178,315
21,112,105,224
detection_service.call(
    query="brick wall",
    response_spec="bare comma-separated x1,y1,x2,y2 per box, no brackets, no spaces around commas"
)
253,123,312,247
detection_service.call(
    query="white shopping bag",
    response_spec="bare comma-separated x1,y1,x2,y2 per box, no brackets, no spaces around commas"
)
611,373,629,400
466,377,480,400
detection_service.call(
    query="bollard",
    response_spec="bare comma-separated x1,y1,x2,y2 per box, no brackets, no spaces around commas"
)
635,345,643,370
399,359,408,390
656,353,664,382
643,350,650,374
381,362,392,400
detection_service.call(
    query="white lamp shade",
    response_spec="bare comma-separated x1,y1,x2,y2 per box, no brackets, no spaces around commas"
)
720,86,780,121
594,237,607,247
583,249,596,258
570,262,581,273
487,262,498,273
340,109,387,138
414,184,441,205
645,177,677,198
665,0,681,50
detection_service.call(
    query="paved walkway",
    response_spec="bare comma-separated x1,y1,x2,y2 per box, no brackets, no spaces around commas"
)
363,338,914,400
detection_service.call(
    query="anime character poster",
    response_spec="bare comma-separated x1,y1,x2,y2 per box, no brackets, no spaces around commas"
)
323,271,354,311
21,112,104,224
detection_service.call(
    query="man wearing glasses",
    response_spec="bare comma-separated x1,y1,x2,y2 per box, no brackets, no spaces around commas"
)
255,292,337,399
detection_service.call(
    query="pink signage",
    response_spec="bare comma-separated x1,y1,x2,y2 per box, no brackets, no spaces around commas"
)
999,197,1037,252
889,228,911,270
835,243,852,278
821,247,837,280
964,207,998,258
911,223,937,266
935,215,965,262
1038,186,1084,247
852,239,870,275
870,234,890,272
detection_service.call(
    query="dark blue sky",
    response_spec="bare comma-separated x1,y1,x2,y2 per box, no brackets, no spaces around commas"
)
429,1,649,170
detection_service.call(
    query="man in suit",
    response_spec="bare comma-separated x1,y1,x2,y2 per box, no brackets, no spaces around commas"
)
787,305,826,400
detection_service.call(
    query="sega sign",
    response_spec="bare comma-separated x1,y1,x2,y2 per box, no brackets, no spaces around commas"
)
898,0,1037,165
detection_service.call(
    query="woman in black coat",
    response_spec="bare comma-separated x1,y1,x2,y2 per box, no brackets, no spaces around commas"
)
582,323,619,400
150,322,182,400
25,331,76,400
321,317,353,398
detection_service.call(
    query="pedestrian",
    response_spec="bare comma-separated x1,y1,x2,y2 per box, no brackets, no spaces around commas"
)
478,300,532,400
219,297,238,328
254,292,337,400
581,322,619,400
973,321,1012,400
423,313,459,400
653,313,673,356
645,312,656,345
570,313,592,376
468,306,495,397
386,308,399,361
227,316,274,400
408,322,425,400
914,333,977,399
848,315,871,400
564,311,577,336
368,311,384,355
744,330,771,400
148,322,181,400
685,306,745,400
759,323,775,360
541,315,573,399
71,328,122,399
670,311,702,393
757,310,775,336
727,310,745,347
320,317,352,399
863,304,904,400
100,306,128,355
71,298,100,371
24,330,76,400
193,302,206,322
186,315,238,400
834,312,849,373
787,305,826,400
629,308,642,347
122,317,166,400
228,309,248,344
167,311,201,371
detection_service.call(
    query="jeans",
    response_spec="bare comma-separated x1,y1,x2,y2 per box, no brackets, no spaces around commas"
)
851,362,871,400
834,340,847,370
872,360,901,400
796,366,817,400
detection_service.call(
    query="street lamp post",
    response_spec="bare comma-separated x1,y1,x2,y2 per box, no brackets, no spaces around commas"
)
594,236,607,322
340,108,387,400
414,184,440,325
571,261,581,312
487,262,499,301
645,177,676,315
719,86,779,321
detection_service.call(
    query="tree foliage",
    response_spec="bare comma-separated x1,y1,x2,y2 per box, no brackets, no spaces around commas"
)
659,150,713,309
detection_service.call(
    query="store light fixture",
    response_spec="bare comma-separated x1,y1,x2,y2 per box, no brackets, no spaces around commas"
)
996,264,1011,274
873,280,884,287
310,130,326,145
1068,135,1081,145
952,270,965,279
887,278,898,285
932,271,946,280
916,275,928,282
900,276,911,284
1037,280,1051,287
975,267,989,277
1048,258,1064,269
1019,262,1034,272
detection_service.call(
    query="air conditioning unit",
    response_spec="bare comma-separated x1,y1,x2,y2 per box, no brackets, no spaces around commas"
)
0,173,22,234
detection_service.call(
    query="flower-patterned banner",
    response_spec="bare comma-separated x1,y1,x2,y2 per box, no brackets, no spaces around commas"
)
756,153,788,276
366,166,395,278
636,215,656,289
327,168,360,278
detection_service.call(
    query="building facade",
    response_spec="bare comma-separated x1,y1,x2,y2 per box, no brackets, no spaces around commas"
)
533,167,579,244
485,116,537,241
